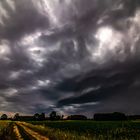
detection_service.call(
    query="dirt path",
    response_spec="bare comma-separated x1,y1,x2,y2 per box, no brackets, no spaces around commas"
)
17,122,49,140
13,125,24,140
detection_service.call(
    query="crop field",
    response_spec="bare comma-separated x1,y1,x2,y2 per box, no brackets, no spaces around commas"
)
29,120,140,140
0,120,140,139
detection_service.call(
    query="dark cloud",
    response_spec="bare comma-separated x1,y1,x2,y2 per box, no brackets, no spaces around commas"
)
0,0,49,41
0,0,140,116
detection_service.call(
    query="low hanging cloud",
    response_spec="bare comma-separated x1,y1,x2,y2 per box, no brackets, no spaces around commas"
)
0,0,140,116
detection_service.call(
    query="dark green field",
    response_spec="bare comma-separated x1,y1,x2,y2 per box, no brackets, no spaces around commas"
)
29,120,140,140
0,120,140,140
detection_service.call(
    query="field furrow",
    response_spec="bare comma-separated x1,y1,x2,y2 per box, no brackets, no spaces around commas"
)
18,122,49,140
13,124,24,140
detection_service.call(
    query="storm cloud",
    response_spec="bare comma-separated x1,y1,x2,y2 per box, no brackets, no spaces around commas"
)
0,0,140,116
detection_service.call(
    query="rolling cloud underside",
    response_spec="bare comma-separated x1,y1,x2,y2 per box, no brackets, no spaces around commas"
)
0,0,140,116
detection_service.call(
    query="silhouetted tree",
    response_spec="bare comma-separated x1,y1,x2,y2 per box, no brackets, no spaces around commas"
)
33,113,46,121
61,115,64,120
127,115,140,120
40,113,45,121
14,113,20,120
113,112,126,120
56,115,61,120
50,111,57,120
68,115,87,120
34,113,40,120
49,111,61,120
50,111,61,120
94,112,126,121
1,114,8,120
17,116,34,121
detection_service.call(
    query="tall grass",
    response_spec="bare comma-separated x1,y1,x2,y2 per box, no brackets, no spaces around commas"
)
28,120,140,140
21,122,94,140
0,121,18,140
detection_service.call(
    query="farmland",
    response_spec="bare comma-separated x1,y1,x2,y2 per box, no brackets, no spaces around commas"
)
0,120,140,139
29,120,140,140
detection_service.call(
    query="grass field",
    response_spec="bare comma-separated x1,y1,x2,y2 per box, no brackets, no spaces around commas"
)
0,120,140,139
28,120,140,140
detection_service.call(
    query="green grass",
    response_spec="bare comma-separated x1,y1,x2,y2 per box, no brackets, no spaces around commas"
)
28,120,140,140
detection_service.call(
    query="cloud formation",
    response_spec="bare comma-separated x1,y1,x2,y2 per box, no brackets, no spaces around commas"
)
0,0,140,116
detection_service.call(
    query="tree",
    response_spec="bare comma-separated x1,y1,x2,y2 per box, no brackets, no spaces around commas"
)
94,112,126,121
49,111,57,120
67,115,87,120
1,114,8,120
34,113,40,120
40,113,45,120
49,111,61,120
14,113,20,120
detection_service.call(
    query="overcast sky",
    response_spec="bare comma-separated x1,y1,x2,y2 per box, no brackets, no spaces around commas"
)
0,0,140,117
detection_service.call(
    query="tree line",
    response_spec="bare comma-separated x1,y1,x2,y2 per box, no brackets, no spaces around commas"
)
0,112,140,121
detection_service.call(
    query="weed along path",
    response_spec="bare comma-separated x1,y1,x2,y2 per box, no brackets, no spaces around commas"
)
16,122,49,140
